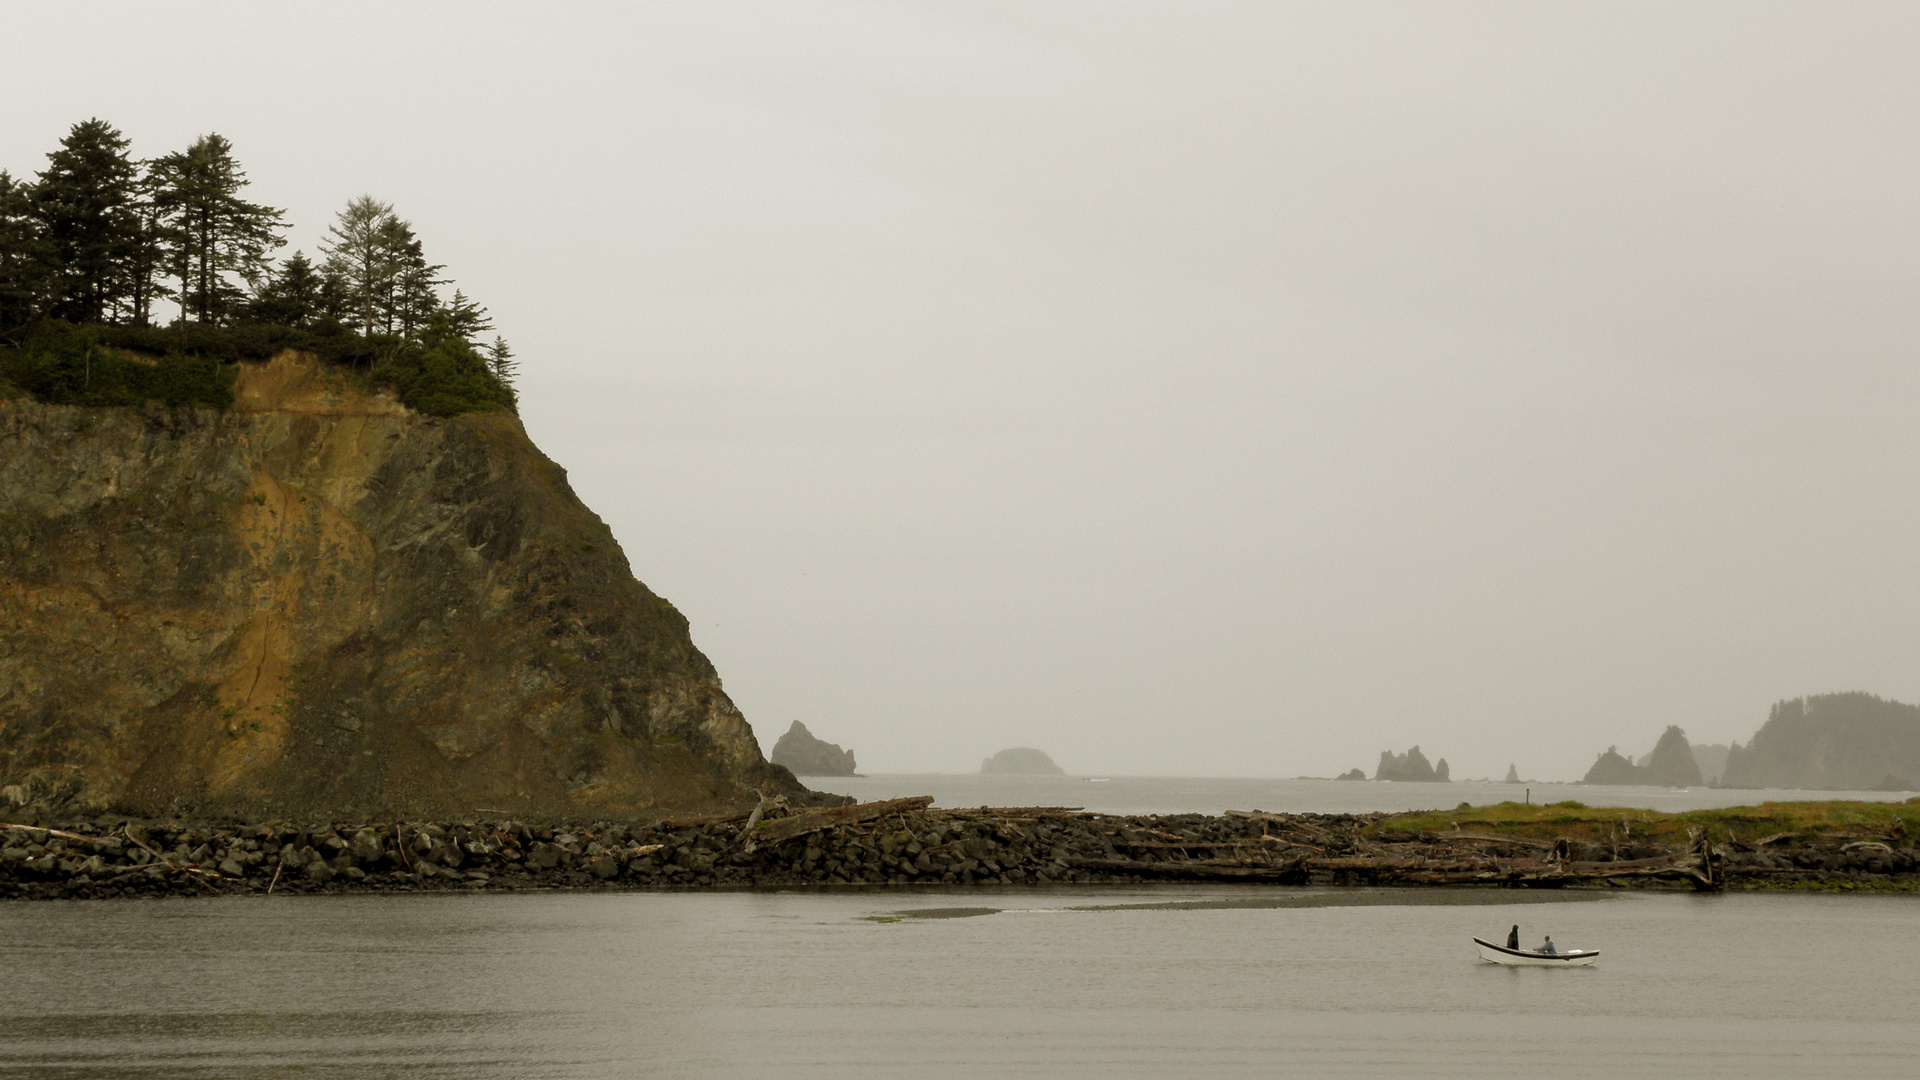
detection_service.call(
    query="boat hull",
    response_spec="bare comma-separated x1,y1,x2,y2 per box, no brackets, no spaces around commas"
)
1473,937,1598,966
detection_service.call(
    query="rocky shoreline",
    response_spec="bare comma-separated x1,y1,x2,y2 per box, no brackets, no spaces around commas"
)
3,796,1916,901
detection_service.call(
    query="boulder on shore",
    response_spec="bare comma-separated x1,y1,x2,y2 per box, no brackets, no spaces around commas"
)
980,748,1065,775
768,722,858,777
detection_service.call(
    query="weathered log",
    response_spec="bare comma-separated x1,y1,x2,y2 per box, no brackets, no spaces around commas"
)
751,796,935,845
660,810,753,829
1431,832,1557,851
1115,839,1282,850
1065,856,1307,882
947,807,1087,818
1567,854,1687,872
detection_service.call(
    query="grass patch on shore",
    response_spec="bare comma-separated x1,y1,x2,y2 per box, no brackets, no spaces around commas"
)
1373,799,1920,846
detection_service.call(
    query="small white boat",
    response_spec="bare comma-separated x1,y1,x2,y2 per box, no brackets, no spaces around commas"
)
1473,937,1598,966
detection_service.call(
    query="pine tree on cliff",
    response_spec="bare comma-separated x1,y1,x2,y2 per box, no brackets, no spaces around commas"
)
320,195,400,336
485,335,517,386
378,216,443,339
120,172,172,327
31,119,140,323
148,134,286,324
248,250,324,327
443,289,492,344
0,170,53,333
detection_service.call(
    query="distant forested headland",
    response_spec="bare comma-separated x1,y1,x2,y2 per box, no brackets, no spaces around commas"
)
1582,693,1920,792
0,119,516,416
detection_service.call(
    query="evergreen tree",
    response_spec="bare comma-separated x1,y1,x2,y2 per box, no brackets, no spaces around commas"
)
0,170,52,334
32,119,140,323
485,335,517,386
119,172,172,327
247,249,324,326
377,216,443,340
443,289,492,344
148,134,286,324
319,195,398,336
315,266,352,327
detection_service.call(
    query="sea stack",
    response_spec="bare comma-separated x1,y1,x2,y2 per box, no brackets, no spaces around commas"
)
980,748,1065,775
768,722,858,776
1581,726,1704,787
1373,746,1448,782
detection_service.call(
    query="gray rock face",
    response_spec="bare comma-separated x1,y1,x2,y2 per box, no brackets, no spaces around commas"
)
979,748,1063,775
0,352,802,819
769,722,858,776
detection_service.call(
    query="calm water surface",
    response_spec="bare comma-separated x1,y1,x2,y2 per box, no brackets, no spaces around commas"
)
1,886,1915,1078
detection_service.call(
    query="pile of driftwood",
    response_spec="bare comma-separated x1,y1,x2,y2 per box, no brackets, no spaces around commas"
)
1065,810,1722,889
3,796,1914,899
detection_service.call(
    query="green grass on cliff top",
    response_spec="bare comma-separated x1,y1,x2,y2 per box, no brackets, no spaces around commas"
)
1375,799,1920,844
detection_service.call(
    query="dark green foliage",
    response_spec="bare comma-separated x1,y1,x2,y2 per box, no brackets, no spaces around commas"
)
485,335,517,387
32,120,141,324
379,334,515,417
245,250,325,327
0,170,52,336
148,133,286,325
0,323,233,408
443,289,492,344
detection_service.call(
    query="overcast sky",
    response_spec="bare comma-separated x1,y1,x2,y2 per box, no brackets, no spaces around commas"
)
8,2,1918,779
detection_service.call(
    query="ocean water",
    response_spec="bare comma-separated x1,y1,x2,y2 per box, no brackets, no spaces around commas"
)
804,773,1913,815
0,886,1916,1078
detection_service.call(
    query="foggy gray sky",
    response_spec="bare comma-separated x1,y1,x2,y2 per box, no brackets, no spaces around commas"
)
8,3,1919,780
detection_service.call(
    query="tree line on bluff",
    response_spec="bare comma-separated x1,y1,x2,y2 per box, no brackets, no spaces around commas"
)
0,119,517,416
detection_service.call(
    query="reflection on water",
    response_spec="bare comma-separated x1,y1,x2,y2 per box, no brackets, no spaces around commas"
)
805,773,1915,816
0,886,1917,1078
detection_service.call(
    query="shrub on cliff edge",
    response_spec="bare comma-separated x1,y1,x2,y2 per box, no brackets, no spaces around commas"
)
0,322,234,409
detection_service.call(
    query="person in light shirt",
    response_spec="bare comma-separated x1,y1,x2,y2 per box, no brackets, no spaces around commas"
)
1538,936,1559,955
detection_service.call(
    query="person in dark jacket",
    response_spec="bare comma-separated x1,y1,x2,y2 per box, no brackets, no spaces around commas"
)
1506,925,1520,950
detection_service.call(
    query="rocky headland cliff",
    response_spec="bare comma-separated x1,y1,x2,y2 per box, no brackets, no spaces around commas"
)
0,351,805,820
1721,693,1920,791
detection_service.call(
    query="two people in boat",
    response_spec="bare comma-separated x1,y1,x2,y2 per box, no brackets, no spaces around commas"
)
1505,924,1558,954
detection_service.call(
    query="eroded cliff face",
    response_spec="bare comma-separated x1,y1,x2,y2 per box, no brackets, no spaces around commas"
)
0,351,803,818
